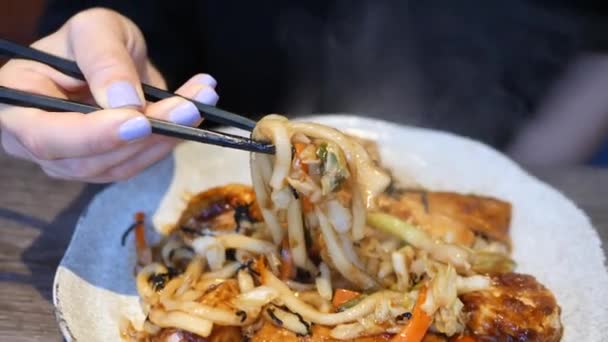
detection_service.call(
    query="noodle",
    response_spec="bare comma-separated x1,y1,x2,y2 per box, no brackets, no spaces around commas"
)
296,291,333,313
260,209,284,244
199,262,240,280
254,115,292,190
285,280,317,292
263,305,311,336
236,286,279,308
287,197,310,271
315,262,333,301
136,263,167,302
237,269,255,292
148,309,213,337
124,114,524,341
263,268,400,325
160,300,252,325
192,236,225,271
316,207,378,290
216,234,277,255
288,122,391,203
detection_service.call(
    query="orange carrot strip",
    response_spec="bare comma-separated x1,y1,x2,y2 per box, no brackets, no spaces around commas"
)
293,142,309,173
134,212,146,253
332,288,361,308
256,255,267,284
391,286,432,342
294,142,307,155
302,196,314,213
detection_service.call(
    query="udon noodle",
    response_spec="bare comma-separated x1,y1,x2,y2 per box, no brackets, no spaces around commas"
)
122,114,561,341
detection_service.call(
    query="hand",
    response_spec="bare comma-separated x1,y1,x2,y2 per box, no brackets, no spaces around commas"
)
0,8,219,182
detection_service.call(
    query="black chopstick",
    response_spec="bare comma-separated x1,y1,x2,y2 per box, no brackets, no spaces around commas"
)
0,38,256,131
0,86,275,154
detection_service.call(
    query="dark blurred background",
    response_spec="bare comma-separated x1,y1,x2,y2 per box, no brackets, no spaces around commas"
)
0,1,45,46
0,1,45,66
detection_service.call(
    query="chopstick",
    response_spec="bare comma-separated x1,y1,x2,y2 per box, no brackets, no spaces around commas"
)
0,38,256,131
0,86,275,154
0,38,275,154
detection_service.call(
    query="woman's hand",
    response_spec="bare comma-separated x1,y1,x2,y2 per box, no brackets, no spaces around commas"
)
0,8,219,182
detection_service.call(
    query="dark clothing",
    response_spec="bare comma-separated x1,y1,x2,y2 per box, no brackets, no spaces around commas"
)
38,0,607,149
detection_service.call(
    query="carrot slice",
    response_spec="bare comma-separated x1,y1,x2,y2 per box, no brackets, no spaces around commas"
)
302,196,314,213
279,237,295,280
256,255,267,284
134,212,146,248
391,286,432,342
332,288,361,308
451,336,476,342
293,142,309,173
294,142,307,155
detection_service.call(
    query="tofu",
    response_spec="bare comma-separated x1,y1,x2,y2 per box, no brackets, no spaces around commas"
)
377,190,512,248
460,273,563,341
250,321,392,342
151,326,242,342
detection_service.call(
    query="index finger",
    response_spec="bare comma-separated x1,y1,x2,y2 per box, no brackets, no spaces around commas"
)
67,8,147,109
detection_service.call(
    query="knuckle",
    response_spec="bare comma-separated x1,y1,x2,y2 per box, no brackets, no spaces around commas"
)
107,164,138,181
3,73,50,94
57,159,98,179
20,132,53,161
88,54,128,76
0,61,15,84
194,73,218,88
86,133,116,155
0,61,44,89
70,7,121,28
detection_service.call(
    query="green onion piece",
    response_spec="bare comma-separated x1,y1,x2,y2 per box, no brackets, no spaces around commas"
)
367,212,430,249
471,251,516,274
336,294,367,312
318,142,350,194
316,143,328,163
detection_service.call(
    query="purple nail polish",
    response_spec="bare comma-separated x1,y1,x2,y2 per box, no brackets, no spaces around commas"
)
119,117,151,141
195,87,219,106
169,101,200,126
107,81,142,108
194,74,217,88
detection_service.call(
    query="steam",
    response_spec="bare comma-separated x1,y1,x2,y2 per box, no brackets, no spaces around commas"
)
277,0,584,149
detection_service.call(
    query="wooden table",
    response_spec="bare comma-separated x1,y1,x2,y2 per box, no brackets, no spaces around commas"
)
0,151,607,342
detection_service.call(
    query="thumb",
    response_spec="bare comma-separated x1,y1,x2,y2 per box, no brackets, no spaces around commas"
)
67,9,147,109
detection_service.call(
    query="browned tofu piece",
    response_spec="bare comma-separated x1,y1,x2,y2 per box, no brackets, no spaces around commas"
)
250,321,300,342
460,273,562,341
198,279,240,311
206,326,243,342
377,190,512,248
151,326,242,342
175,184,262,236
151,280,245,341
151,328,208,342
251,321,392,342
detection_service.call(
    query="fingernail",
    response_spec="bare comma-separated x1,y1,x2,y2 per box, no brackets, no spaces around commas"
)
107,81,142,108
194,74,217,88
195,87,219,106
169,101,200,126
119,117,151,141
